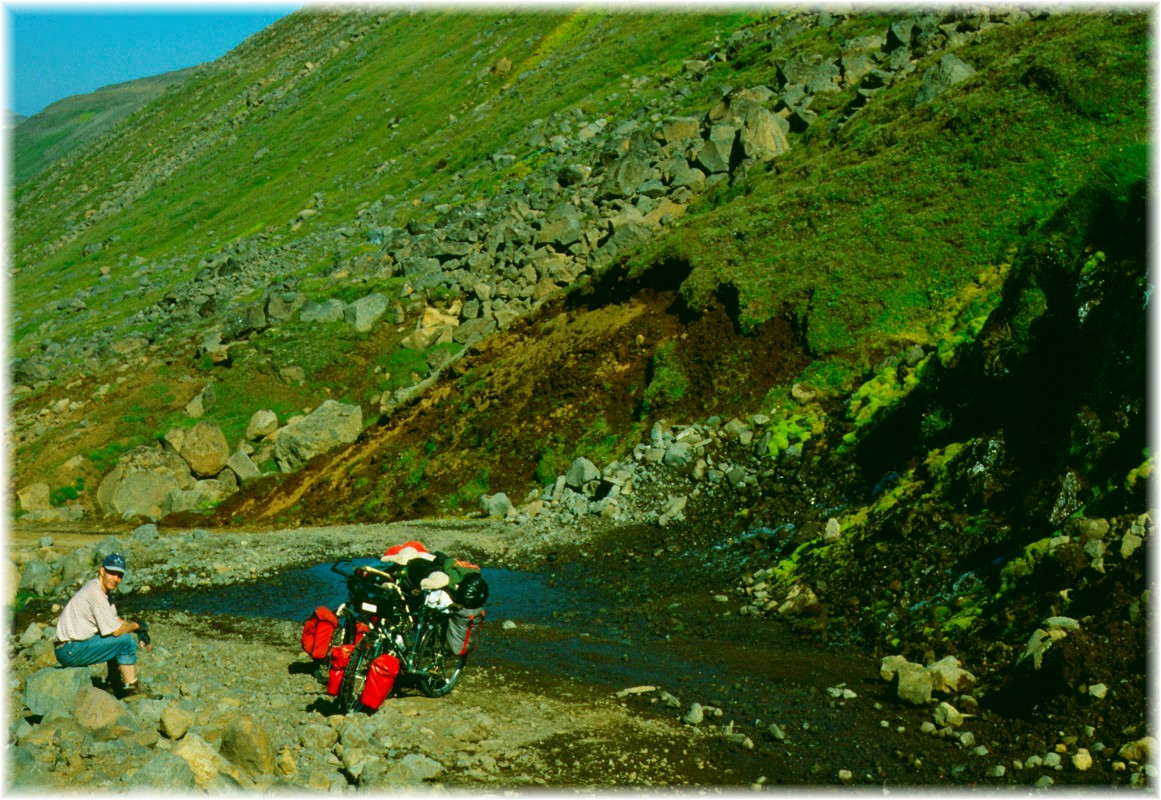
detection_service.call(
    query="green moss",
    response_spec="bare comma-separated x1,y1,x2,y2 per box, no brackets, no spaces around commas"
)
766,405,827,459
1125,451,1154,491
999,535,1070,592
642,340,687,413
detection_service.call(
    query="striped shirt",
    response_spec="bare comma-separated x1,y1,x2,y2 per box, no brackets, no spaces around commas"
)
55,578,121,643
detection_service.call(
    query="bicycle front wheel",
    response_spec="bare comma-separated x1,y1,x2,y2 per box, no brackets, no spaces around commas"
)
413,624,467,698
337,636,377,713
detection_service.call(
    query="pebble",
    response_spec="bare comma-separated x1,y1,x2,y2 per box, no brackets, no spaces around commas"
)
1072,749,1093,771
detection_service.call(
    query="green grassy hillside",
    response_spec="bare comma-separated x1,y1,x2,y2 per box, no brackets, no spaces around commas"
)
11,67,195,185
9,8,1150,524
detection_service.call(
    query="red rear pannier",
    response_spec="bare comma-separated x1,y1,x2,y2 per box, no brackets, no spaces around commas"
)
359,653,401,710
302,606,339,660
327,644,356,696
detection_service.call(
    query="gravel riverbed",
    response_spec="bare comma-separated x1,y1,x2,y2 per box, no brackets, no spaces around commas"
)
6,519,1153,791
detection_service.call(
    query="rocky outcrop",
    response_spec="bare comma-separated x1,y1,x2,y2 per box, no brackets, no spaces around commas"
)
96,446,197,520
274,400,363,473
89,401,359,520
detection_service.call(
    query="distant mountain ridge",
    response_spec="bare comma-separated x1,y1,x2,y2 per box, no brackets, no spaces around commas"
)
11,66,196,185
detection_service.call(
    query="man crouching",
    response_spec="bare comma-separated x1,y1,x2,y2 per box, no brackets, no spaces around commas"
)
54,553,153,699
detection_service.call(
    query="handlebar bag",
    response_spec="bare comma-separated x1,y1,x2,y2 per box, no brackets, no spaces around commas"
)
302,606,339,660
327,644,356,696
445,608,485,656
360,653,401,710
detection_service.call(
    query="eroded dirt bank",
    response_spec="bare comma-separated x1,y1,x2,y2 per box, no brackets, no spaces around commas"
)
6,519,1152,791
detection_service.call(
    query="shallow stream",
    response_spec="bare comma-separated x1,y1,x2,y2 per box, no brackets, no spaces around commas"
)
129,554,851,715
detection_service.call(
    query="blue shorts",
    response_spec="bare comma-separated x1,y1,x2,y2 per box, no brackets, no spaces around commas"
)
55,634,137,668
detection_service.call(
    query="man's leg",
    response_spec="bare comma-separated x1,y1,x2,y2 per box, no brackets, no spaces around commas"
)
57,634,138,690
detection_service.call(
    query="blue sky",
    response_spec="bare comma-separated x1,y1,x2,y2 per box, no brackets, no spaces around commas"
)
6,5,300,117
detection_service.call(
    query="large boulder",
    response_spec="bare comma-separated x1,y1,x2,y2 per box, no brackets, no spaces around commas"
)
129,752,199,790
18,559,55,596
274,400,363,473
226,450,262,485
914,54,976,105
178,420,231,478
16,482,51,512
565,457,601,490
162,478,238,516
479,492,513,519
220,714,276,776
894,661,934,705
96,446,196,520
74,686,127,730
23,667,89,717
345,293,389,332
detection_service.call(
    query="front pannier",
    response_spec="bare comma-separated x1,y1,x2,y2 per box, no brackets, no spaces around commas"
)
327,644,355,696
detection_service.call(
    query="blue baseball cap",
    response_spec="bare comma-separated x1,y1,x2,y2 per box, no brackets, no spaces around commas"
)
103,553,126,575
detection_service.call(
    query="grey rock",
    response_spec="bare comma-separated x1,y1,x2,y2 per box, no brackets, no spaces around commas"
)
369,753,443,786
130,523,160,545
663,441,694,467
914,54,976,105
345,293,389,332
895,662,934,705
178,419,231,478
162,478,237,515
226,450,262,485
300,723,339,750
74,685,128,730
221,714,277,776
300,298,346,323
266,289,305,322
18,559,55,596
160,704,196,740
696,125,738,174
129,751,199,790
683,702,705,725
18,622,45,647
599,154,658,199
566,457,601,489
23,666,89,717
96,446,197,520
245,409,279,441
479,492,513,519
274,400,363,473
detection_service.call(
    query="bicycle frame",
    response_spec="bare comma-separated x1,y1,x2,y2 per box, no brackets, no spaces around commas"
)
329,559,469,707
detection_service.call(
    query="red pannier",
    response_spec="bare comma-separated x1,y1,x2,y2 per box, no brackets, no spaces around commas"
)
302,606,339,660
445,608,485,656
359,653,401,710
327,644,356,696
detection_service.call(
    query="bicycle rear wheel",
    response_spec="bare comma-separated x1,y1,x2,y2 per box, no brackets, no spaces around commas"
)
413,624,467,697
337,636,377,713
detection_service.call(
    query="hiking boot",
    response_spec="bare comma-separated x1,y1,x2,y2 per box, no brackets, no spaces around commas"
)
116,681,158,701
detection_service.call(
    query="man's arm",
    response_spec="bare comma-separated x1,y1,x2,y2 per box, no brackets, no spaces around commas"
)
111,619,140,637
